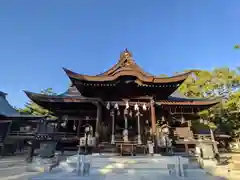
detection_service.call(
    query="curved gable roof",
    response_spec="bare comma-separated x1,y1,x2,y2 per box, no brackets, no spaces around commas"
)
63,49,192,84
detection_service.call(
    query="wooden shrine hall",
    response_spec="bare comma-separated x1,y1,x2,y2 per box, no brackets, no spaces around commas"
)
24,49,219,154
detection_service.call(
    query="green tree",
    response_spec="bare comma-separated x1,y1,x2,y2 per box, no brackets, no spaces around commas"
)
179,67,240,98
19,88,56,118
179,67,240,137
234,44,240,49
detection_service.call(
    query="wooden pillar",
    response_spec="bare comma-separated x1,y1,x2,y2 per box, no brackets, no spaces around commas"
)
150,99,156,136
150,99,157,154
185,143,189,153
110,110,115,144
95,102,102,140
123,109,128,142
137,111,142,144
77,120,82,137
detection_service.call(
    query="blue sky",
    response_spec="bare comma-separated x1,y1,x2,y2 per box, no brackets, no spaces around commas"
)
0,0,239,108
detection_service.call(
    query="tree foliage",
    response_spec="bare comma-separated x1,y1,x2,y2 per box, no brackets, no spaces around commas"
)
179,67,240,137
234,44,240,49
19,88,56,118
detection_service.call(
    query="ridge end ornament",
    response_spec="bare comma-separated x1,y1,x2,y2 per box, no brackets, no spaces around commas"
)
119,48,135,67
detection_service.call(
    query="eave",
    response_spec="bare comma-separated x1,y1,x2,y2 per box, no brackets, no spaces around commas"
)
24,91,102,104
102,99,219,107
63,67,192,84
157,99,220,106
159,100,219,106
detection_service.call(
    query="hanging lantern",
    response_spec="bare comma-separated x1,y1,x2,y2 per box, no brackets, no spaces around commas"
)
129,110,133,117
61,115,68,127
73,120,77,131
61,121,66,127
117,110,120,116
162,116,165,122
73,125,76,131
106,102,110,110
199,118,204,123
125,101,129,109
114,103,119,110
124,108,128,115
134,103,139,111
142,103,147,111
85,126,90,133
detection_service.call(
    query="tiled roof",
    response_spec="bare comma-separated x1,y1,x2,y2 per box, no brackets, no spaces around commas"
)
58,85,82,97
0,91,43,119
0,91,21,117
159,91,219,105
25,86,219,107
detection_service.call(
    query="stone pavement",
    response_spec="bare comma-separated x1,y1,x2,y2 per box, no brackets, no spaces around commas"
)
0,156,40,180
30,155,226,180
0,151,79,180
0,154,228,180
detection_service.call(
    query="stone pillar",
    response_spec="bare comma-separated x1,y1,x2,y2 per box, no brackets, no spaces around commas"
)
123,109,128,142
137,111,142,144
110,110,115,144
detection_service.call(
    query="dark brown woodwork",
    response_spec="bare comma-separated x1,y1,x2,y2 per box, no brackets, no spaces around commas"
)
150,99,157,135
77,119,82,137
159,99,219,106
110,109,115,144
95,102,102,139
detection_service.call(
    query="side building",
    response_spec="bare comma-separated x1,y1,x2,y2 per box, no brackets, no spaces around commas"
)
0,91,43,156
24,49,219,154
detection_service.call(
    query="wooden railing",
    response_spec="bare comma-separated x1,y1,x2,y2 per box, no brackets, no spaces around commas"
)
8,131,83,137
9,131,36,136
